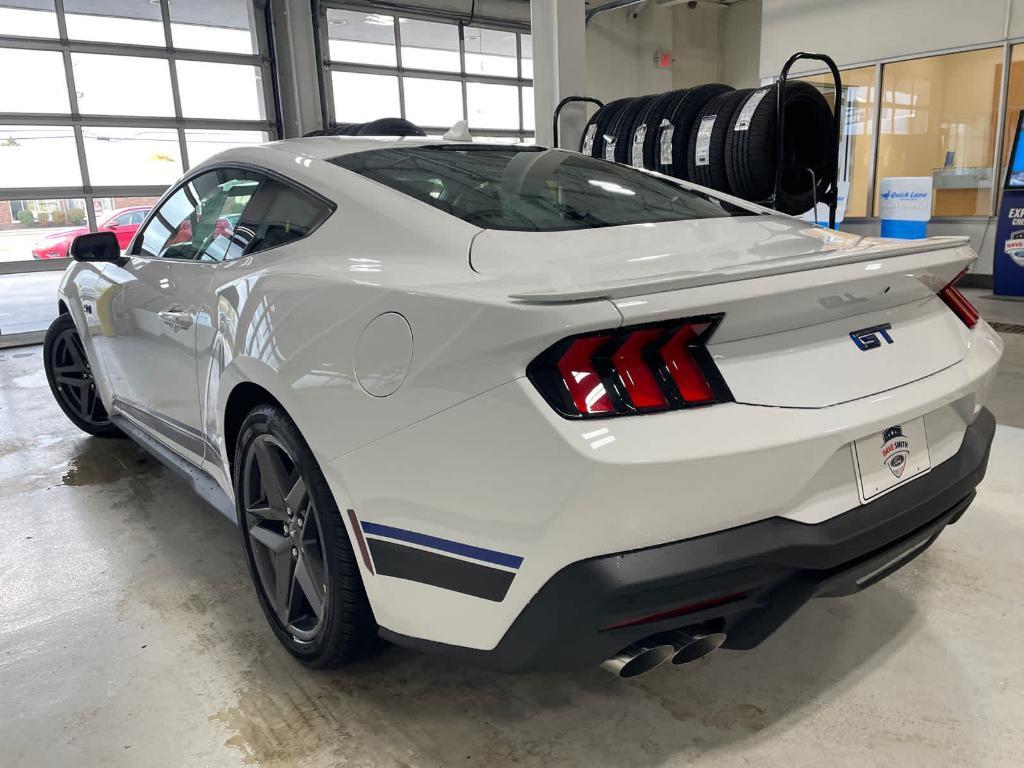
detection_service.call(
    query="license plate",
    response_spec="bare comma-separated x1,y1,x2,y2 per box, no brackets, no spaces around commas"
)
852,417,931,502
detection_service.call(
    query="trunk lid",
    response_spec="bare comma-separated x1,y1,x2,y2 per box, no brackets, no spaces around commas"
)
472,215,978,409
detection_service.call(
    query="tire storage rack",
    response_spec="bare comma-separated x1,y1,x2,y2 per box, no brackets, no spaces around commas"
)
553,52,843,226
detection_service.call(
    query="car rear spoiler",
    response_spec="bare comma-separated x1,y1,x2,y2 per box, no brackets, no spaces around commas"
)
507,236,972,304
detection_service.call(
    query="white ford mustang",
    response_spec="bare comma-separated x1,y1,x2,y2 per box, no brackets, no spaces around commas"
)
46,137,1002,678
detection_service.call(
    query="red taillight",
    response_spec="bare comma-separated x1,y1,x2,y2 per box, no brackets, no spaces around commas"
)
557,336,614,415
528,314,732,418
938,270,979,328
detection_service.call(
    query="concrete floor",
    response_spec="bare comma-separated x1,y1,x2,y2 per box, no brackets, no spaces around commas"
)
2,322,1023,767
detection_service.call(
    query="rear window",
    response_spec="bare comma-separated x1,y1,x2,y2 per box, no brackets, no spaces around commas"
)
328,145,751,231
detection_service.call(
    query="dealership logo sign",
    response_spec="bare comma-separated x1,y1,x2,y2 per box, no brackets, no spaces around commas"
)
1005,229,1024,267
881,425,911,478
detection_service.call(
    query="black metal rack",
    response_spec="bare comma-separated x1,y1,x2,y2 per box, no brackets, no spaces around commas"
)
551,96,605,150
774,52,843,229
549,52,844,228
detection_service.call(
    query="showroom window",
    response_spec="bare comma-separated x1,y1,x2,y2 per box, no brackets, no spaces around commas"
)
0,0,276,340
875,47,1003,217
321,5,533,141
801,66,877,218
0,0,275,270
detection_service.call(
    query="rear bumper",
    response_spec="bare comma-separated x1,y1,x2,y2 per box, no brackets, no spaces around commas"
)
382,407,996,672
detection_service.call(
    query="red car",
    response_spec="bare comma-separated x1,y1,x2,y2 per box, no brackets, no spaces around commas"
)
31,206,151,259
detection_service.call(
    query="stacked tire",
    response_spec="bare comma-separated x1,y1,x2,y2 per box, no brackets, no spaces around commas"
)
305,118,426,137
579,82,833,215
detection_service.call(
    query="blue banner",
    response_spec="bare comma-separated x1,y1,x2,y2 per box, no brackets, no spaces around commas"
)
993,190,1024,297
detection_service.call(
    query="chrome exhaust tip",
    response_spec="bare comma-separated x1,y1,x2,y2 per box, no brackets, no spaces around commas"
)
601,643,675,679
669,631,727,665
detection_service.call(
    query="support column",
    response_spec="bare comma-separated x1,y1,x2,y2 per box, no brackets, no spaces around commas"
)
531,0,587,148
268,0,325,137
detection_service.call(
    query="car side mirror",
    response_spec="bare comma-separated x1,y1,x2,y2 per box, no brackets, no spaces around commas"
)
70,231,121,262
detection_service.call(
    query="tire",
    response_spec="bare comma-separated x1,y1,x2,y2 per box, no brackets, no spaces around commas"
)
725,81,834,213
235,404,377,668
585,98,632,159
657,83,733,179
43,314,122,438
354,118,425,137
687,88,752,193
633,90,685,170
607,96,654,165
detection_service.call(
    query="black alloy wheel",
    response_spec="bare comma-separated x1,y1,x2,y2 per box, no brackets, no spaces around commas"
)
43,313,121,437
235,404,376,667
241,433,329,644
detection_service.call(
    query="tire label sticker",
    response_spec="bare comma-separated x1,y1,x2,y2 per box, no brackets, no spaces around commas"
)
695,115,716,166
631,124,647,168
603,134,617,161
659,119,674,165
582,123,598,155
734,88,770,131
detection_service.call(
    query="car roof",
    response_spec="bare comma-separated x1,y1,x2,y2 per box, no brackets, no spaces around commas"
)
258,135,527,161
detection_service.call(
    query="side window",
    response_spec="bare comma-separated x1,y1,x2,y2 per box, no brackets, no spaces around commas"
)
234,179,332,257
128,210,148,225
110,212,133,227
136,168,261,261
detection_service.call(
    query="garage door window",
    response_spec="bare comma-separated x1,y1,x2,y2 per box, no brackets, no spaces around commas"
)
322,4,532,141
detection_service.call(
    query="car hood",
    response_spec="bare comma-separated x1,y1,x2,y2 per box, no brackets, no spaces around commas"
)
39,226,88,242
469,215,969,302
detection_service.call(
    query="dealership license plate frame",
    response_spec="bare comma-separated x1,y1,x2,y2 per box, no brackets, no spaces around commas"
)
852,417,932,503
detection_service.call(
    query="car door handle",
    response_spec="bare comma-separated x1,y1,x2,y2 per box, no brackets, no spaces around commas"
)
158,309,193,330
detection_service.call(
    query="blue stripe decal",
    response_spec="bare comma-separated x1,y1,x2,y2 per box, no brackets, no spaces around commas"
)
359,522,524,569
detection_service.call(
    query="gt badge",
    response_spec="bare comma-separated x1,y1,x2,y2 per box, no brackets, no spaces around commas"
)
881,425,910,478
850,323,894,351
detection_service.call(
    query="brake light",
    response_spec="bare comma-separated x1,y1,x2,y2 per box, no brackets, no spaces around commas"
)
938,270,979,328
527,314,732,418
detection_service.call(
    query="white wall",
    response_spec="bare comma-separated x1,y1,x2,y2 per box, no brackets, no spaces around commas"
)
721,0,762,88
760,0,1013,78
585,3,674,103
671,3,725,87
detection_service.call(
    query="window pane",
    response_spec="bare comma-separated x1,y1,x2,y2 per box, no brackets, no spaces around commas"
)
139,169,260,261
522,85,534,132
801,66,876,218
326,9,396,66
331,72,399,122
876,48,1002,217
0,271,63,334
0,126,82,188
467,82,519,130
521,34,533,79
170,0,257,54
238,179,332,256
185,129,267,168
331,147,747,232
0,0,57,38
464,27,517,78
0,49,69,113
83,127,182,186
72,53,174,117
400,18,459,73
1,197,85,263
64,0,165,47
176,60,266,120
404,77,462,128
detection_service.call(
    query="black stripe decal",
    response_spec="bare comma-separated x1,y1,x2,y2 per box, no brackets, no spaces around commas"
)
113,397,206,458
367,539,515,602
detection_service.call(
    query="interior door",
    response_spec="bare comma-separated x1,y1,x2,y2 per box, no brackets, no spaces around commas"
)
98,168,261,465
